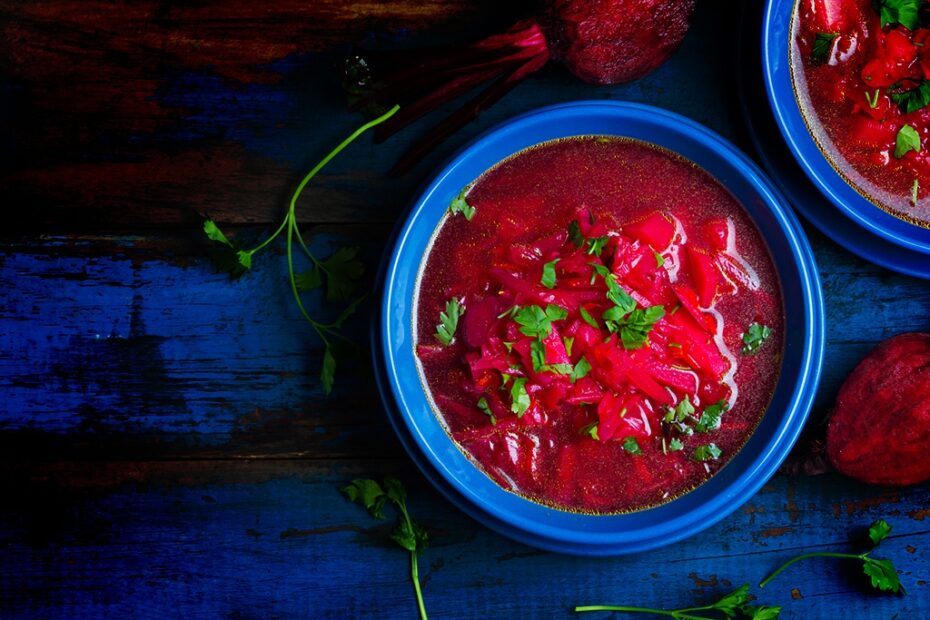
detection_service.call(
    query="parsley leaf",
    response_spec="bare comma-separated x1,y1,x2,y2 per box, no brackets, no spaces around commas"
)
513,304,567,339
713,584,751,616
321,345,337,394
541,258,560,289
869,519,893,546
581,422,600,441
449,188,476,220
568,220,585,248
693,443,722,461
664,395,695,424
889,79,930,112
530,338,547,371
579,306,600,329
320,246,365,302
695,399,729,433
746,606,782,620
570,356,592,383
863,557,902,593
895,124,921,159
622,436,642,455
295,266,323,292
742,322,773,355
204,219,234,247
668,437,684,452
343,477,429,620
876,0,922,30
435,297,464,346
203,219,251,277
477,397,496,425
563,336,574,357
811,32,838,63
654,251,665,267
510,377,531,416
586,236,610,256
590,263,637,313
618,306,665,350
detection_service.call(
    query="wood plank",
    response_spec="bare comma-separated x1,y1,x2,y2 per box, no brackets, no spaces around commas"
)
1,228,928,460
0,460,927,618
1,1,740,230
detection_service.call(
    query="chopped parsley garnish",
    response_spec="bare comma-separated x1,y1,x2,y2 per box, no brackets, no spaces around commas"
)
568,220,585,247
530,339,547,371
618,306,665,350
477,397,496,425
865,88,881,109
563,336,574,357
654,251,665,267
889,79,930,113
693,443,722,461
541,258,560,289
585,236,610,256
435,297,464,346
664,395,695,424
742,322,773,355
581,422,600,441
513,304,567,339
668,437,685,452
510,377,531,416
590,263,637,314
895,124,921,158
875,0,922,30
622,436,642,455
760,519,902,595
570,356,592,383
579,306,600,329
811,31,838,63
695,399,729,433
449,188,476,220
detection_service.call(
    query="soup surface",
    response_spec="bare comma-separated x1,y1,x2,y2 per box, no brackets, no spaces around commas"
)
793,0,930,227
414,137,783,514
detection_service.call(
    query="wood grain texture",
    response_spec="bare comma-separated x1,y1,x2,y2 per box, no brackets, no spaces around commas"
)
0,462,927,619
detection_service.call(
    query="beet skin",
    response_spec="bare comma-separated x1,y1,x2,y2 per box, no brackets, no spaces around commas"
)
541,0,698,84
827,332,930,486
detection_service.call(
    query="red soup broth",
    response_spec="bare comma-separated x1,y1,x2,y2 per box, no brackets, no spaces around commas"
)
414,137,784,514
793,0,930,228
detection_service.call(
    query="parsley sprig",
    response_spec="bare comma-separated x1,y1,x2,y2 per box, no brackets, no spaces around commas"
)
875,0,923,30
203,105,400,394
576,584,780,619
741,323,772,355
435,297,464,346
343,478,429,620
759,519,903,594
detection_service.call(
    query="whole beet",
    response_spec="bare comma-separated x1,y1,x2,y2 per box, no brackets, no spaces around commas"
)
827,332,930,485
541,0,697,84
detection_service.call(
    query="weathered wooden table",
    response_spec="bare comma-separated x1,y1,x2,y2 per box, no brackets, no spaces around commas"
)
1,2,928,618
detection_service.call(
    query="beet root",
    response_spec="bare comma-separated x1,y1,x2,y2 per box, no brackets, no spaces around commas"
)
540,0,697,85
826,332,930,486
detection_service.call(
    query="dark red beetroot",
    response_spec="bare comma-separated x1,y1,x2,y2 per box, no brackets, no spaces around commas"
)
827,333,930,486
346,0,696,173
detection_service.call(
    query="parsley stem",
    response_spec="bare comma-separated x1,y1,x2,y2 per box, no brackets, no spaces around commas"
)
574,606,709,619
411,549,427,620
759,551,866,588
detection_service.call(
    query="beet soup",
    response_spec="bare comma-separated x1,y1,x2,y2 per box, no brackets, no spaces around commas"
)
414,137,784,514
793,0,930,228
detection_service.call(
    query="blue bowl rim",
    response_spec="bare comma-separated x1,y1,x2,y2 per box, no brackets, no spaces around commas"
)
762,0,930,255
378,100,825,554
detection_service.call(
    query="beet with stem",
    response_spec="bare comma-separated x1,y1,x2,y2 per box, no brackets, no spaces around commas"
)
344,0,697,174
827,332,930,486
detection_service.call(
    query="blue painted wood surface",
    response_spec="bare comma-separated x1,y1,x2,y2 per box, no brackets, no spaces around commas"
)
1,1,928,618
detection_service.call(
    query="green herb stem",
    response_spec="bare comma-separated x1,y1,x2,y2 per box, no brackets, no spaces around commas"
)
759,551,865,588
575,606,710,619
396,500,428,620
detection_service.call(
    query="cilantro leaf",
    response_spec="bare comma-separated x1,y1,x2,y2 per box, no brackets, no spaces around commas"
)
435,297,464,346
342,478,387,518
449,188,476,220
742,322,773,355
477,397,497,425
579,306,600,329
321,246,365,302
696,399,729,433
541,258,560,289
811,32,838,63
693,443,722,461
895,124,921,159
876,0,922,29
869,519,892,546
622,436,642,455
568,220,585,247
510,377,531,416
570,356,592,384
863,557,902,593
889,79,930,113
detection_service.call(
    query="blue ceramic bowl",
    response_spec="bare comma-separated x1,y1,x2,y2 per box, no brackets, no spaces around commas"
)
377,101,824,555
763,0,930,255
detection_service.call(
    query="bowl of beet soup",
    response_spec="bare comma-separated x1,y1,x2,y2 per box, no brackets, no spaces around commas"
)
377,101,824,555
764,0,930,255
